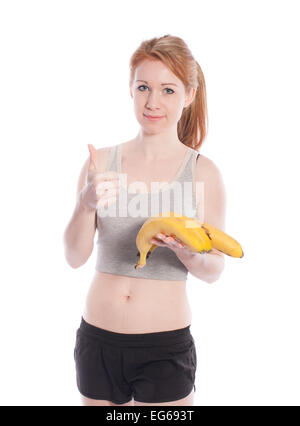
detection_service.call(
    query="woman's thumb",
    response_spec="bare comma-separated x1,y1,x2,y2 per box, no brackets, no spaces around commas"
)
87,144,97,170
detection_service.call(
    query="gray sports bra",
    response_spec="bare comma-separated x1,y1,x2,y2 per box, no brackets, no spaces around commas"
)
95,143,200,281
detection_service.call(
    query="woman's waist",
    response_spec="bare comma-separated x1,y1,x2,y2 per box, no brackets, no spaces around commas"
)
90,270,188,299
84,274,192,333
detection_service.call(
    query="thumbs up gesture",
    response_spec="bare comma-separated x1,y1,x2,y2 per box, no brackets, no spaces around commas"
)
80,144,120,211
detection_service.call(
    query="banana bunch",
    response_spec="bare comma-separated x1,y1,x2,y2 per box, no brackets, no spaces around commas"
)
135,212,244,269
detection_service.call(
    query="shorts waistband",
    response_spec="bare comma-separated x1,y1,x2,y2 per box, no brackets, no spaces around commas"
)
78,316,192,347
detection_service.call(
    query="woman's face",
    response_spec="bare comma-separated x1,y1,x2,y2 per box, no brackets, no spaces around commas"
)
130,59,195,131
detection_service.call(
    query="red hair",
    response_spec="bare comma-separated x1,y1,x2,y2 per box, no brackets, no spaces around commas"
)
129,34,208,151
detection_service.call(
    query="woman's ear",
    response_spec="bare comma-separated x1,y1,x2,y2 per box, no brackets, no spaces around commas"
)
184,87,196,108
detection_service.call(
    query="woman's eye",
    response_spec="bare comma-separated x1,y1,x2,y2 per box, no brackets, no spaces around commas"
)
165,88,174,94
137,85,174,94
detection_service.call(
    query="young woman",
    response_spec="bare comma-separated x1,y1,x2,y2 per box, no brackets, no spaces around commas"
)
63,34,226,406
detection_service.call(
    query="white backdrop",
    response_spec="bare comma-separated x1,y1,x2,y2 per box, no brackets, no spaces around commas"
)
0,0,299,406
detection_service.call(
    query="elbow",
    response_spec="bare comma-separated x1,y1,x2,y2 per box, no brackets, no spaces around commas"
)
65,254,89,269
206,274,221,284
63,239,93,269
64,251,83,269
66,258,82,269
206,261,225,284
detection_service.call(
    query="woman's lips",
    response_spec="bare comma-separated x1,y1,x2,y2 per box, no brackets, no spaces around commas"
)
143,114,165,121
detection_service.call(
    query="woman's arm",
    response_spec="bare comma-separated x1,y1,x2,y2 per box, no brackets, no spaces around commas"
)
151,154,226,283
63,156,97,268
174,247,225,283
182,154,227,283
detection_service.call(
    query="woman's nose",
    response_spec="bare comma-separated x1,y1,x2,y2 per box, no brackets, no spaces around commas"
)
146,91,162,108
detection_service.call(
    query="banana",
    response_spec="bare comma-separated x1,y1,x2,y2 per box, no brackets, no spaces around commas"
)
169,214,212,251
168,213,244,258
135,212,244,269
143,214,210,257
200,222,244,258
134,212,212,269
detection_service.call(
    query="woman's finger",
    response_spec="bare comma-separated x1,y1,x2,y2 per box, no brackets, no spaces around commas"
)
155,233,184,248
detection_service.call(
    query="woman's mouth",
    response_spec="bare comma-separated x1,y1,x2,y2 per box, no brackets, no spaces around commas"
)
143,114,165,121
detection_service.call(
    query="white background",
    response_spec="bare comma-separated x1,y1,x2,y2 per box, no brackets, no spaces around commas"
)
0,0,299,406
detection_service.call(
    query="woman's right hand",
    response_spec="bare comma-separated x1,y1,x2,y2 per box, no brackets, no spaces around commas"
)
79,144,120,211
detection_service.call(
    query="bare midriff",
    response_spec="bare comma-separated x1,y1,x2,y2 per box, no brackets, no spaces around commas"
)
83,270,192,333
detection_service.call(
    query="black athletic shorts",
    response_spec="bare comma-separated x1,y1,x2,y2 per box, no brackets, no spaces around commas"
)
74,317,197,404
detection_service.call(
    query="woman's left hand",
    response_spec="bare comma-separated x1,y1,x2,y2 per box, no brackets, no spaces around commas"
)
150,233,194,255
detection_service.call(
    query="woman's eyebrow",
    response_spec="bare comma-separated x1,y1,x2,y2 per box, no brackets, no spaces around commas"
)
136,79,178,87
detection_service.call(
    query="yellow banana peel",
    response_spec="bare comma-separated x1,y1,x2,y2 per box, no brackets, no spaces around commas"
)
135,212,244,269
168,213,244,258
201,222,244,258
135,212,212,269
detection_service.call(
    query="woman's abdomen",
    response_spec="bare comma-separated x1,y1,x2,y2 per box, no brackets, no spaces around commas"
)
82,270,192,334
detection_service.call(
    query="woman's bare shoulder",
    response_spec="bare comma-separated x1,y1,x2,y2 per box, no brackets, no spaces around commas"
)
95,143,119,173
95,139,133,171
94,146,110,173
195,152,222,178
